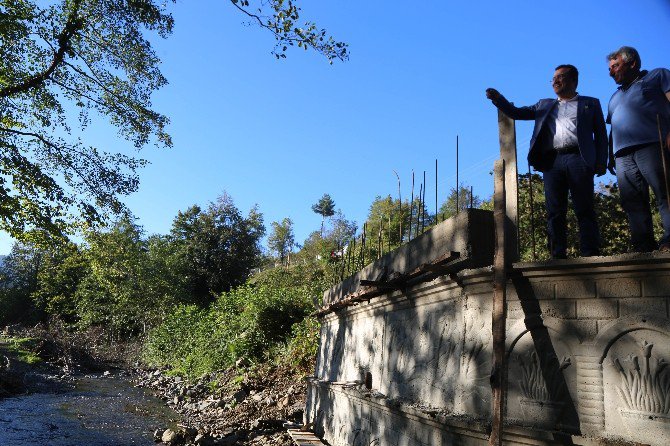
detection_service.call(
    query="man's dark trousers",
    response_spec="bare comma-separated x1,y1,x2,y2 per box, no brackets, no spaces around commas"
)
615,142,670,251
543,152,600,257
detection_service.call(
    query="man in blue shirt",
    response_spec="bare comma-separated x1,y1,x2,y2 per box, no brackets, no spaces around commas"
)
606,46,670,252
486,64,607,259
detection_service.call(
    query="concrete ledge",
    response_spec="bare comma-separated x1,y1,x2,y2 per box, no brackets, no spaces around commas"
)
321,209,494,306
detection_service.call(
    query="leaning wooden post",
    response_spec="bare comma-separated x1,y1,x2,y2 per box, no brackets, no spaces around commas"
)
498,109,519,264
489,159,508,446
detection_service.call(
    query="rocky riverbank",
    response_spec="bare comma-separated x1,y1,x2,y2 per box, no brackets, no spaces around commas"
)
134,363,307,446
1,325,310,446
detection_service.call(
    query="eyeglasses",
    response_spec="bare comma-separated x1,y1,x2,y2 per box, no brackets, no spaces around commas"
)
550,74,571,84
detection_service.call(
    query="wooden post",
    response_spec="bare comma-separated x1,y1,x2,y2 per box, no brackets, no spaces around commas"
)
498,110,519,264
489,159,508,446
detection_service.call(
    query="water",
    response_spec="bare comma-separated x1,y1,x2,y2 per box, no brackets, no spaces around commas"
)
0,373,177,446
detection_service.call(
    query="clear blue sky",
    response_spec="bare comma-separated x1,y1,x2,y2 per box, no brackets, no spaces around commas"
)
2,0,670,254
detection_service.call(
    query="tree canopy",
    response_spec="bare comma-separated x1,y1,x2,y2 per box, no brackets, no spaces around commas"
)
0,0,347,240
267,217,295,266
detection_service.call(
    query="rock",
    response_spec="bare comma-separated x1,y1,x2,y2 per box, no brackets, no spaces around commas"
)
251,393,264,402
277,395,290,409
182,426,198,441
161,428,184,445
235,358,249,368
194,433,215,445
103,370,111,376
232,388,247,403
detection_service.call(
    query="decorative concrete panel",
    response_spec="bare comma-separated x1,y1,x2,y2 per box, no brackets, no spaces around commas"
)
602,328,670,446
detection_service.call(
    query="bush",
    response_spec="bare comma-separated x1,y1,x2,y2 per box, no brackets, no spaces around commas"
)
143,266,321,379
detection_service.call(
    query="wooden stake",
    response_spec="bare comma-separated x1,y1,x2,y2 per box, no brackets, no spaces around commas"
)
489,159,507,446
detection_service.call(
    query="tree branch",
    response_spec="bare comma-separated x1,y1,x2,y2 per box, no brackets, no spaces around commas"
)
0,0,84,98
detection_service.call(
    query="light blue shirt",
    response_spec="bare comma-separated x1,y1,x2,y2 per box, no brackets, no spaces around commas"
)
607,68,670,154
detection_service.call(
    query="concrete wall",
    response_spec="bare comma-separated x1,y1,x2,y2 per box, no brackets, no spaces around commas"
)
305,211,670,446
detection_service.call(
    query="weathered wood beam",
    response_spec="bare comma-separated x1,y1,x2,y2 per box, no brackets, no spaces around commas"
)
498,109,519,264
489,159,508,446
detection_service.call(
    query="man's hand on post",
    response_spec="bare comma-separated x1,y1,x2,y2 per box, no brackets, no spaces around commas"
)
486,88,501,102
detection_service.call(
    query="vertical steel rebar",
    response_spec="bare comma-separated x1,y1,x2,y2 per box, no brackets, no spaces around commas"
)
409,171,415,240
435,159,438,223
422,170,427,232
456,135,460,214
657,114,670,211
528,163,537,261
394,170,402,243
415,183,423,237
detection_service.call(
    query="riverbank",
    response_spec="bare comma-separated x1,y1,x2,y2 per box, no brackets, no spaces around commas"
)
1,325,309,446
135,363,306,445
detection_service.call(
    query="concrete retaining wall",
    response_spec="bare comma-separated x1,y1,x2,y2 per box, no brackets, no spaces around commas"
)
305,210,670,445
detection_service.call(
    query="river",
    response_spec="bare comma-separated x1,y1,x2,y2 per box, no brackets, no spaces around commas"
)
0,372,178,446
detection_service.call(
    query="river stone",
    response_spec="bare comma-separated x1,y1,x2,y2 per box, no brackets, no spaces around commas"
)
194,433,215,445
161,428,184,445
232,389,247,403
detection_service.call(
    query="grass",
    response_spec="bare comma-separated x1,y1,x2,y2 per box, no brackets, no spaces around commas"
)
0,336,43,365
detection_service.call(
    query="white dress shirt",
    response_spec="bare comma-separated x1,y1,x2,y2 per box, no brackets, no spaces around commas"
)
548,94,579,150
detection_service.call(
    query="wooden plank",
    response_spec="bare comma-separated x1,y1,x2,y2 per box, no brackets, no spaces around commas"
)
287,428,327,445
489,159,508,446
498,110,519,264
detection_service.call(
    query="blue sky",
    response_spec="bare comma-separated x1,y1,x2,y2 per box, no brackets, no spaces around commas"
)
2,0,670,254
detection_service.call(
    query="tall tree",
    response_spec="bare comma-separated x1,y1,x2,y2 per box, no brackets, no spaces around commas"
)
170,193,265,302
311,193,336,235
0,0,347,238
438,184,482,220
268,217,295,266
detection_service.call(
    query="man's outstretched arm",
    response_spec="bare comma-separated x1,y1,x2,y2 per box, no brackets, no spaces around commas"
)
485,88,537,121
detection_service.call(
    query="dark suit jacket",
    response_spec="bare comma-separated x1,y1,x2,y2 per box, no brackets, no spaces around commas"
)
492,95,608,172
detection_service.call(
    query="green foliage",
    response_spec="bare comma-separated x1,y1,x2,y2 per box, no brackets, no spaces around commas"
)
0,0,174,237
143,266,322,378
267,217,295,265
516,174,661,261
2,337,42,365
311,193,336,235
0,0,346,240
438,184,482,220
32,240,89,322
169,193,266,303
0,240,43,324
229,0,348,63
278,316,320,372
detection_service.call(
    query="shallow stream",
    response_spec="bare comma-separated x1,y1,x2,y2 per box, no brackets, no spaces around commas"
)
0,372,177,446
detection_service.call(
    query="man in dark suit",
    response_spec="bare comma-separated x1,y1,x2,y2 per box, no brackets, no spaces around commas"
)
486,64,608,259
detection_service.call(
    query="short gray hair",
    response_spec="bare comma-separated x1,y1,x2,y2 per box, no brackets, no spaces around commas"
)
607,46,641,68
